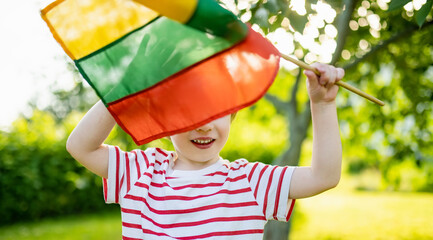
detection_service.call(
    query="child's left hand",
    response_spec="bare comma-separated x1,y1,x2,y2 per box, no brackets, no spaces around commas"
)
304,63,345,104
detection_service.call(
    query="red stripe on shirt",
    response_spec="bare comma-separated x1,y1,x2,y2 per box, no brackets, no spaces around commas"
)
248,162,259,182
143,200,258,215
155,159,169,166
230,162,248,171
132,151,140,178
203,164,246,177
150,175,246,190
115,146,120,204
103,178,108,202
262,165,278,216
125,187,251,202
133,182,150,191
139,228,264,240
179,229,264,239
122,221,141,229
123,195,259,215
122,207,141,215
140,151,149,168
132,174,152,190
253,165,269,198
204,171,228,177
140,214,266,229
125,152,131,193
120,175,124,193
122,236,142,240
273,166,288,220
156,148,168,157
153,169,167,175
286,199,296,221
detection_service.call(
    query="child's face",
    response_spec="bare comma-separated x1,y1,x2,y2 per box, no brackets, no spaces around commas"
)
170,115,231,168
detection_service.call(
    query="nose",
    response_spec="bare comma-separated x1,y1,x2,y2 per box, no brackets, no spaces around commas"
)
195,121,214,133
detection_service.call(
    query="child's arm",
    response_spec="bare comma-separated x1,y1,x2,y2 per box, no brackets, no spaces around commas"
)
66,101,116,179
289,63,344,199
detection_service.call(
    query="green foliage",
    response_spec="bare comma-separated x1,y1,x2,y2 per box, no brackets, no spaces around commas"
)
0,110,116,226
234,0,433,193
388,0,412,11
416,0,433,26
237,0,309,34
388,0,433,26
337,10,433,191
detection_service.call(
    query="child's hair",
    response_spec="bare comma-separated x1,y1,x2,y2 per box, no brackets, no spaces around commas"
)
230,112,237,122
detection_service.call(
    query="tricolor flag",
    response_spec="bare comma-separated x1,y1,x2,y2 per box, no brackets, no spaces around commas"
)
41,0,280,145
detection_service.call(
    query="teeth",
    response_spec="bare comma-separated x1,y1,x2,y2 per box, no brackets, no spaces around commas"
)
192,139,213,144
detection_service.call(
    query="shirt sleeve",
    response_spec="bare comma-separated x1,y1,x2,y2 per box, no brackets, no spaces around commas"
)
245,161,296,221
102,146,152,204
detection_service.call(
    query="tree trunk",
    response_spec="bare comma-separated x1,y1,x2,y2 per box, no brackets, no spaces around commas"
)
263,98,311,239
264,220,292,240
263,0,357,238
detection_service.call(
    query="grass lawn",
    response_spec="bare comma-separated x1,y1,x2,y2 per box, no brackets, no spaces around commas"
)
1,190,432,240
290,188,433,240
0,211,121,240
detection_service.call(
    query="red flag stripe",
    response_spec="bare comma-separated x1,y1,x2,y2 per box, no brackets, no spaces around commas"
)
107,28,279,145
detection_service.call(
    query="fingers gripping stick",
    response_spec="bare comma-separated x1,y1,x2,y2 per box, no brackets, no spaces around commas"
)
280,53,385,106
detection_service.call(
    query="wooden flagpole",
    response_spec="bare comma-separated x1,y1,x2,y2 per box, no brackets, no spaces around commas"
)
280,53,385,106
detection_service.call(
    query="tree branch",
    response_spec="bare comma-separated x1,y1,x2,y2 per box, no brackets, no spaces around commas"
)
288,70,303,115
343,20,433,70
264,93,288,116
301,100,312,130
332,0,359,65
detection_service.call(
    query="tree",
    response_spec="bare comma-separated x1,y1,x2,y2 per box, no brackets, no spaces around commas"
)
221,0,433,239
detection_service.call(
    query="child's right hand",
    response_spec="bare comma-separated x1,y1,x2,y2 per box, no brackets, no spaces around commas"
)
304,63,345,104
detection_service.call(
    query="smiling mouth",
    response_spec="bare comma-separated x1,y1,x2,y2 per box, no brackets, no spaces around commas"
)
191,139,215,145
190,138,216,149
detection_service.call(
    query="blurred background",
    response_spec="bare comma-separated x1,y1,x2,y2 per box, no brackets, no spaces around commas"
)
1,0,432,239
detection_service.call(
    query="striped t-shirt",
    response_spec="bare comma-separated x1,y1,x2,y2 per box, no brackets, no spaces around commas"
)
103,146,296,240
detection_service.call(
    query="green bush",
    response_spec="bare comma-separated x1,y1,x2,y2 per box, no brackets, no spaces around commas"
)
0,110,114,226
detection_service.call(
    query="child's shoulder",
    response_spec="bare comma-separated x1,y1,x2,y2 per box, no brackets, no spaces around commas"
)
225,158,278,174
224,158,257,172
114,146,175,164
127,147,174,157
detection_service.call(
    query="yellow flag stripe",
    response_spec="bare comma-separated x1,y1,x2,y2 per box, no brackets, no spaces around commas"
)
41,0,75,59
132,0,198,24
41,0,159,60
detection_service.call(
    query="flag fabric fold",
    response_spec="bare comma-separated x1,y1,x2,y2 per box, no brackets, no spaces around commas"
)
42,0,281,145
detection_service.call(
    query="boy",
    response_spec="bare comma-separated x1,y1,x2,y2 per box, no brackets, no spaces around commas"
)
66,63,344,239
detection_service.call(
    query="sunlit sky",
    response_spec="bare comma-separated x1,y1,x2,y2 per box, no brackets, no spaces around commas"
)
0,0,73,129
1,0,408,130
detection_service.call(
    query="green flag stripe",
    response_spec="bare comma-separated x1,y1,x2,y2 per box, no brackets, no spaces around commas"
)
187,0,248,41
76,16,247,105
